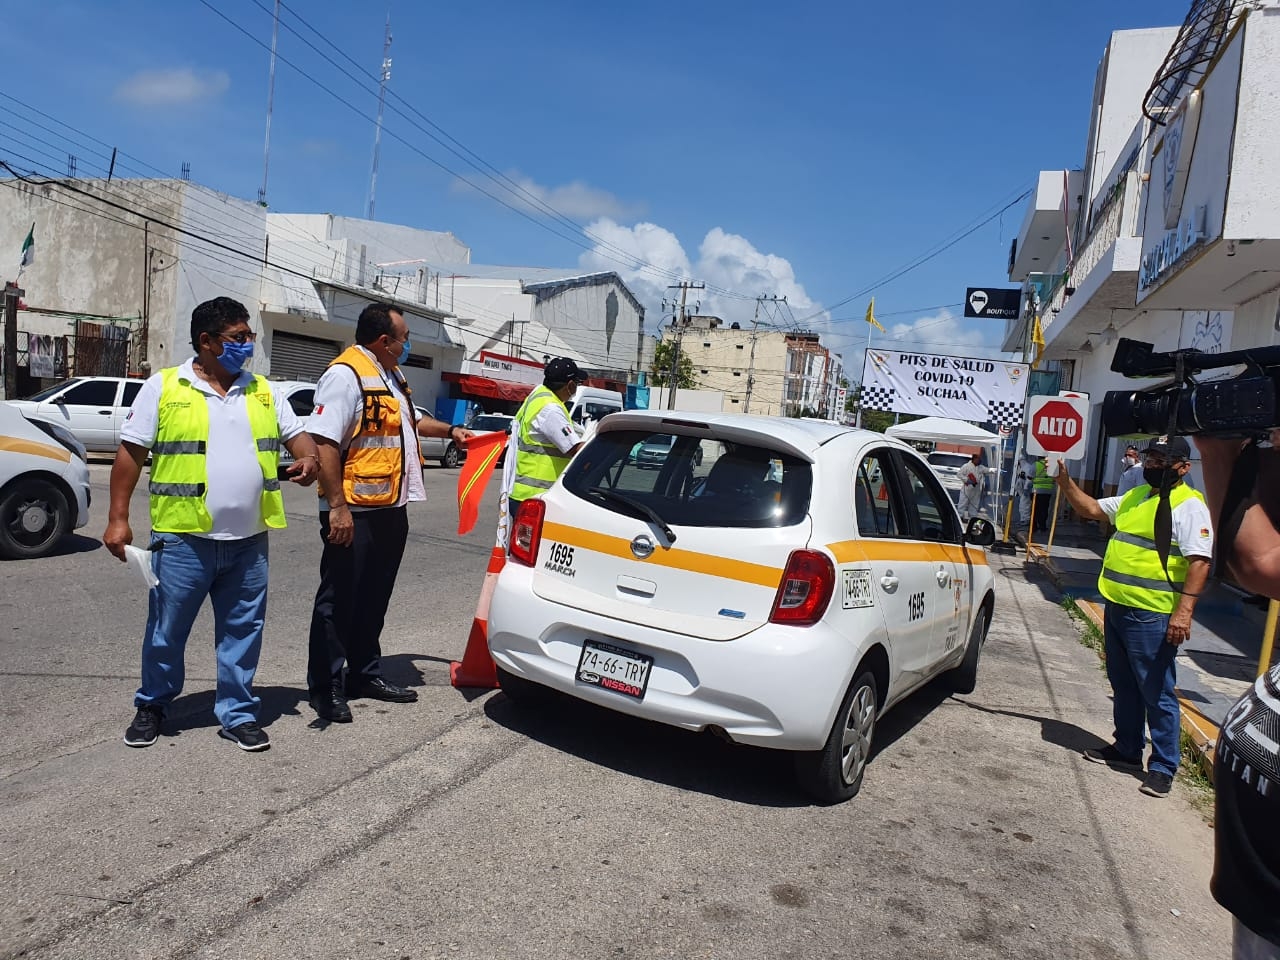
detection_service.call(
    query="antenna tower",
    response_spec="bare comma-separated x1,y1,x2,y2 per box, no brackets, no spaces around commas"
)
259,0,281,206
367,15,392,220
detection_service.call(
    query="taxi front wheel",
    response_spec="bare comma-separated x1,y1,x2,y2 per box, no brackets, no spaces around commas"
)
0,479,70,560
795,669,879,804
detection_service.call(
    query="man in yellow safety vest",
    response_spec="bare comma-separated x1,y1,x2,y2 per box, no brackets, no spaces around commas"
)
1053,435,1212,798
501,357,590,527
104,296,320,752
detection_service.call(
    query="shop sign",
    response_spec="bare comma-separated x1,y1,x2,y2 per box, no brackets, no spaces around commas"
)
1138,206,1206,293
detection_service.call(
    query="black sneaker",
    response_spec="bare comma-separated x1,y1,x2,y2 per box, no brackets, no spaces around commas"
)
1140,771,1174,798
123,705,164,747
1082,745,1143,771
218,722,271,752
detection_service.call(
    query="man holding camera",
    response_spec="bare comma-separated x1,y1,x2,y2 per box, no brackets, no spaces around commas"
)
1053,436,1212,798
1194,433,1280,959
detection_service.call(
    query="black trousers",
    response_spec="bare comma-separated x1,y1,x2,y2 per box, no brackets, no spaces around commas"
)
1032,490,1053,531
307,506,408,694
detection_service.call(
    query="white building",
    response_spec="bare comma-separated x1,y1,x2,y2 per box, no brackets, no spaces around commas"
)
1004,6,1280,493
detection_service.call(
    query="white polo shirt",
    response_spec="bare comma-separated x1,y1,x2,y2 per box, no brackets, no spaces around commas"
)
1097,484,1215,560
306,346,427,512
121,359,305,540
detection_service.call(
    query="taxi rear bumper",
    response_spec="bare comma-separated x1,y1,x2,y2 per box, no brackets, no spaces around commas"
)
488,563,861,751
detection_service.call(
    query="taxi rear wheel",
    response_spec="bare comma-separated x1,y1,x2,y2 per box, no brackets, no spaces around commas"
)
945,606,990,695
495,665,553,704
0,479,70,560
795,669,879,804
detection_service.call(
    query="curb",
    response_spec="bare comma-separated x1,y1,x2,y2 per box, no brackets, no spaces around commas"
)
1060,580,1219,783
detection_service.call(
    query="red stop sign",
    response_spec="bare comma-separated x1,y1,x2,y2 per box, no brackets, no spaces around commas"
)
1030,399,1085,454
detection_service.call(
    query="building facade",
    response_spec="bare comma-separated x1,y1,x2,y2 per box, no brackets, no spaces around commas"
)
1004,5,1280,493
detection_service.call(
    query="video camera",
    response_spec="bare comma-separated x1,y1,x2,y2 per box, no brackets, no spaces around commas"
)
1102,338,1280,438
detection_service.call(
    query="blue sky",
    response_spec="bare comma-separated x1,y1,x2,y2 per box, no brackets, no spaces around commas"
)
6,0,1191,367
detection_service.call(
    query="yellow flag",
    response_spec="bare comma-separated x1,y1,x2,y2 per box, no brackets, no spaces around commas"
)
1030,313,1046,369
865,298,885,333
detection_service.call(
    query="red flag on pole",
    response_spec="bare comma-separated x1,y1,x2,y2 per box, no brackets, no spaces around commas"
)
456,431,509,535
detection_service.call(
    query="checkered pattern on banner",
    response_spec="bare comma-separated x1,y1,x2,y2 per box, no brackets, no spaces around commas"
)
987,399,1024,428
860,384,897,412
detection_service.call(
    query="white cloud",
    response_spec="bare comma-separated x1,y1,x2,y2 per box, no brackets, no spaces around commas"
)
452,172,642,221
114,68,230,106
883,307,990,351
579,219,825,334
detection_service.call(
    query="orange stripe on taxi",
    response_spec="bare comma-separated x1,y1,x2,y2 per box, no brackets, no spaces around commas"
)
542,521,784,588
826,539,988,567
0,436,71,464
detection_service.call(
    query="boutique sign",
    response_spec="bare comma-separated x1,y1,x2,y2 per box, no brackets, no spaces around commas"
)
1138,205,1206,294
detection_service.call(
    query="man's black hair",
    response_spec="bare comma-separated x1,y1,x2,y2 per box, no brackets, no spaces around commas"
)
190,297,250,350
356,302,401,345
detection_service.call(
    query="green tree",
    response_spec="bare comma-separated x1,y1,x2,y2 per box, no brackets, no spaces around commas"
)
650,340,697,389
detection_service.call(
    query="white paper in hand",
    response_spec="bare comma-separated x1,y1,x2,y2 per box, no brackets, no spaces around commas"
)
123,544,159,590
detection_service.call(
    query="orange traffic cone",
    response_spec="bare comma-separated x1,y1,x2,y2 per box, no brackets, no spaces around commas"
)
449,545,506,689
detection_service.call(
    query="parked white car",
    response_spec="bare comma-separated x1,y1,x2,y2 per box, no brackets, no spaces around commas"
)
7,376,146,453
487,411,997,803
926,451,974,493
0,402,91,559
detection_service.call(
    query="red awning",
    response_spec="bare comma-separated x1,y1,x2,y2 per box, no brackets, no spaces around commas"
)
441,372,535,402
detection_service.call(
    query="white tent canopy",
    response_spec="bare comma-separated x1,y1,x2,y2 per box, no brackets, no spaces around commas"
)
884,416,1001,447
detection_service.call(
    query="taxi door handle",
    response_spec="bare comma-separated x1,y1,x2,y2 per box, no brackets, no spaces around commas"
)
880,574,899,592
936,566,951,587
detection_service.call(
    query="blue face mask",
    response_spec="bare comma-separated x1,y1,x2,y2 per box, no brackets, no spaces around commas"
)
397,338,411,366
217,340,254,375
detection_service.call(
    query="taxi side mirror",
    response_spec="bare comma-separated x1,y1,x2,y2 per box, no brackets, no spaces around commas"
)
965,517,996,547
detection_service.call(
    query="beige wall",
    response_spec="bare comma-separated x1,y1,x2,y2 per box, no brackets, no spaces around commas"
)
662,326,790,416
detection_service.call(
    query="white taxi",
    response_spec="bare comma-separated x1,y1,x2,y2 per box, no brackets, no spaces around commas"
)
487,411,997,803
0,402,91,559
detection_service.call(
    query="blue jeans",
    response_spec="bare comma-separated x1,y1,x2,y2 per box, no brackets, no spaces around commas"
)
135,532,270,730
1103,602,1181,776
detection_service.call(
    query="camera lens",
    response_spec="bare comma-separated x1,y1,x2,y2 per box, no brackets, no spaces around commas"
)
1102,389,1176,436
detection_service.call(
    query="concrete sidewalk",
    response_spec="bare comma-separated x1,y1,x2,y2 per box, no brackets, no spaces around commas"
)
1017,517,1272,766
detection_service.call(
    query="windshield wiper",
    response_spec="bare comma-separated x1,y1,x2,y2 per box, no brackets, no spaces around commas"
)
588,488,677,546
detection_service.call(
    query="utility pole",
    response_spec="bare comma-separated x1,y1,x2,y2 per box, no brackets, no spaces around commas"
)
367,15,392,220
3,283,23,400
665,280,703,410
743,294,784,415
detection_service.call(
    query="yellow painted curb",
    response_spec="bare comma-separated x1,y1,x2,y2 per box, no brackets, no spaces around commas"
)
1177,696,1219,783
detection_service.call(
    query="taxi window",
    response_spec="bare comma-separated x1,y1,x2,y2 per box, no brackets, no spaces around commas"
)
854,451,900,538
564,430,811,528
899,455,961,543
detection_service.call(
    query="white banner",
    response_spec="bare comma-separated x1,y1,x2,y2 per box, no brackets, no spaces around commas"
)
859,348,1028,427
29,335,55,379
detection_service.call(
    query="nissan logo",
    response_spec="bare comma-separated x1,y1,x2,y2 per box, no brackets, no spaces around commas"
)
630,534,655,559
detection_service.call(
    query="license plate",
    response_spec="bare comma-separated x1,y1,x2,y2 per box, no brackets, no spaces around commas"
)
576,639,653,700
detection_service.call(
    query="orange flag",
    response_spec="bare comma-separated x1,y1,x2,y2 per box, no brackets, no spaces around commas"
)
456,431,509,535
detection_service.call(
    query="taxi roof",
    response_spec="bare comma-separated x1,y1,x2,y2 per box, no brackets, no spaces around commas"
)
599,410,885,463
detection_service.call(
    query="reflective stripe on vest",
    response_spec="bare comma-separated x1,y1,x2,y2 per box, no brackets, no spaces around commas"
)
319,345,412,508
1097,483,1205,614
511,385,573,502
148,367,285,533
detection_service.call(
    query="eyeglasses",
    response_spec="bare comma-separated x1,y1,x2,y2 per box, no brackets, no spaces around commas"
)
219,331,257,344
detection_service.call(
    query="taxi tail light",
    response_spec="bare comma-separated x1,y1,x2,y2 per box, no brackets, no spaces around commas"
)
509,499,546,567
769,549,835,626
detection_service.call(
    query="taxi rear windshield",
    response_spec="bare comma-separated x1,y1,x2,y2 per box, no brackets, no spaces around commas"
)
563,430,812,528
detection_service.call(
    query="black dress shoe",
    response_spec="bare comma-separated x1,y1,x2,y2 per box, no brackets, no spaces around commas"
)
310,685,353,723
346,677,418,703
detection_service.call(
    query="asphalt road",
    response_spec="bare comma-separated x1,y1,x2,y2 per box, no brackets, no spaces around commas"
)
0,462,1231,959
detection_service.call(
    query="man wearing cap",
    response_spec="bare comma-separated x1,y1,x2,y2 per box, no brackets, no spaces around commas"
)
503,357,589,525
1053,436,1212,798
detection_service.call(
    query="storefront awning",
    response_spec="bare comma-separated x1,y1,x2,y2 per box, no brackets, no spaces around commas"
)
442,372,534,402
